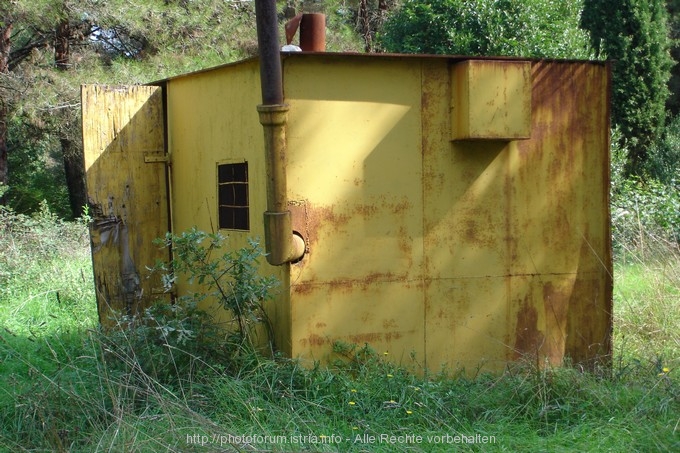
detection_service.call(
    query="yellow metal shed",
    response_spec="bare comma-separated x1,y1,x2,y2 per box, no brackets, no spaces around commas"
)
82,52,612,372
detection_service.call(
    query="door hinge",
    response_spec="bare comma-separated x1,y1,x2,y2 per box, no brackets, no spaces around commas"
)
144,151,168,163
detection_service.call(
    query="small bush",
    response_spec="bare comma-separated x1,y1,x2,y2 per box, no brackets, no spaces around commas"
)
153,227,279,351
99,228,279,386
647,113,680,184
97,300,225,388
611,178,680,260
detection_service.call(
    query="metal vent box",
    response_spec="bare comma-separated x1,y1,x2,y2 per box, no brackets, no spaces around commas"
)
451,60,532,140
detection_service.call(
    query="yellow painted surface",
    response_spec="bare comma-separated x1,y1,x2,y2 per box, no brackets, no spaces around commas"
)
279,56,609,371
284,57,425,364
81,85,169,322
423,60,610,370
164,61,290,352
451,60,532,140
82,54,611,372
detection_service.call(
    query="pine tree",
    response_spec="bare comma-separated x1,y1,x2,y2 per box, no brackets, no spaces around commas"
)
581,0,674,178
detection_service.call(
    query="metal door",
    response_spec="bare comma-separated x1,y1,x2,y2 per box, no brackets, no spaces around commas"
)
81,85,170,325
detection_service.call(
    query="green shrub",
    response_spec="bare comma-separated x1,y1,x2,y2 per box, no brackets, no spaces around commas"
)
98,228,279,386
5,121,72,218
97,300,225,388
0,200,90,297
379,0,593,58
153,228,279,349
647,114,680,184
582,0,673,178
611,178,680,259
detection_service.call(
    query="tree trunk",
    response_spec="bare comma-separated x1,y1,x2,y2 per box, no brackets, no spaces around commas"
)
56,20,87,218
61,137,86,218
0,23,12,204
55,21,70,70
359,0,371,52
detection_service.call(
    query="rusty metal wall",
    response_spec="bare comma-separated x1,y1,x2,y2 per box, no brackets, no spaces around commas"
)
83,54,611,372
422,60,611,371
281,55,611,371
284,57,426,363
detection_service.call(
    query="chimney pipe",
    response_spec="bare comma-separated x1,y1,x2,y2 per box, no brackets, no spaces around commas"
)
254,0,306,265
300,14,326,52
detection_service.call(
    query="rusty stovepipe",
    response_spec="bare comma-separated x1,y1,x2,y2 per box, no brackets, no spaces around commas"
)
254,0,305,265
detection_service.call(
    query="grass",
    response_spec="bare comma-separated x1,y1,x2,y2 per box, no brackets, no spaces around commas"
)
0,206,678,452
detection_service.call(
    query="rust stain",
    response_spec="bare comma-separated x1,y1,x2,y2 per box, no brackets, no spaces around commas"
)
360,311,373,323
291,281,315,296
347,331,404,344
355,203,378,218
361,271,395,286
304,203,349,248
299,334,328,347
348,332,383,344
382,318,398,330
295,272,404,296
327,279,359,294
513,300,544,360
397,225,412,257
564,277,612,367
391,200,411,215
543,282,568,364
543,282,568,326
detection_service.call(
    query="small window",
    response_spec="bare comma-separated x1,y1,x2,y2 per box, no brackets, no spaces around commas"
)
217,162,249,231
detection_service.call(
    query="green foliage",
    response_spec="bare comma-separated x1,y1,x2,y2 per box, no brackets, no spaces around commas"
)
5,118,71,217
0,205,98,450
322,0,368,52
0,200,90,294
1,218,679,452
581,0,673,178
207,344,678,452
98,228,279,386
97,299,225,387
646,113,680,184
611,178,680,259
154,227,279,348
614,259,680,367
379,0,594,58
1,0,256,219
80,0,260,69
